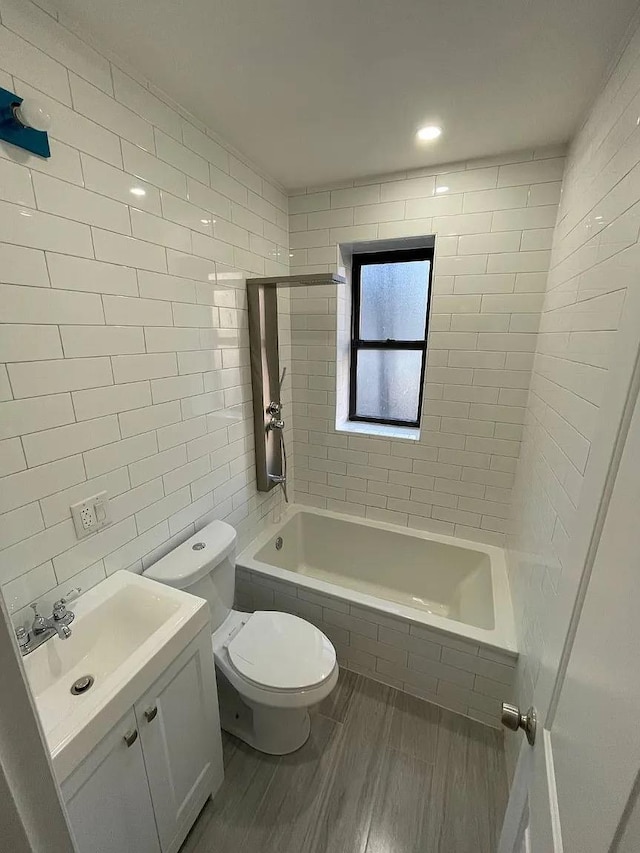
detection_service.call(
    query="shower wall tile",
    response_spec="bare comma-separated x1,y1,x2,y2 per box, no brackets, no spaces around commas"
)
288,149,566,543
60,325,146,358
46,253,139,296
0,0,290,623
8,358,113,398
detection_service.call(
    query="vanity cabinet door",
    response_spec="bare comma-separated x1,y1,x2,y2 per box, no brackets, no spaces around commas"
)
62,709,161,853
135,630,224,853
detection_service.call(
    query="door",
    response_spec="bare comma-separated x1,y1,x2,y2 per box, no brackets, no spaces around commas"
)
62,709,160,853
135,630,224,853
500,375,640,852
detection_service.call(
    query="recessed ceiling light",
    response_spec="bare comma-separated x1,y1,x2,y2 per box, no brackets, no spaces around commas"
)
436,185,449,194
130,187,146,197
416,125,442,142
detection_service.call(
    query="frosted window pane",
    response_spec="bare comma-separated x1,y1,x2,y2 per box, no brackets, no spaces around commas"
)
359,260,430,340
355,349,422,422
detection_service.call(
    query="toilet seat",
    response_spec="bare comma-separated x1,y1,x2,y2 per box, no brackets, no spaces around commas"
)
211,609,339,711
228,610,336,691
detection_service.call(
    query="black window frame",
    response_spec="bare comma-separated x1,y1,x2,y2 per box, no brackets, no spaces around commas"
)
349,246,434,429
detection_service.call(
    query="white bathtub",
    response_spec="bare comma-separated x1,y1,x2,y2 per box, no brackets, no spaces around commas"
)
238,506,516,655
237,507,517,724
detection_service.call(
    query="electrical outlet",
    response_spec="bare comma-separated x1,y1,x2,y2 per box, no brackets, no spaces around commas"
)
70,491,111,539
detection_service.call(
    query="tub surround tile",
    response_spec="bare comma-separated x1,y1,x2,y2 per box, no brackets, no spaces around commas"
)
322,607,378,640
350,633,410,666
379,625,443,660
350,603,411,634
273,590,323,623
297,587,351,614
289,150,565,544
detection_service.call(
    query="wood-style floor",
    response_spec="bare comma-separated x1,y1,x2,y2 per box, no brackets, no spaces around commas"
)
181,668,508,853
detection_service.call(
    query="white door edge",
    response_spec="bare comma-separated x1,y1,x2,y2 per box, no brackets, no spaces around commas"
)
543,728,563,853
498,741,533,853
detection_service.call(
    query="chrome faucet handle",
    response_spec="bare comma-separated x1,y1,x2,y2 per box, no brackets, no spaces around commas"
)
53,587,80,622
15,626,30,653
30,602,48,635
52,600,67,620
53,587,80,610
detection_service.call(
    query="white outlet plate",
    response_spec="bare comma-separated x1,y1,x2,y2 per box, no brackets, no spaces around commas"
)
70,491,111,539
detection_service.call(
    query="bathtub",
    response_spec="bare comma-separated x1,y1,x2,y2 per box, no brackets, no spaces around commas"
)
236,506,517,725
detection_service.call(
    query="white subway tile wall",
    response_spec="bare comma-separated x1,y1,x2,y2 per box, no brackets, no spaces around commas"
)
236,567,516,727
3,0,636,736
288,149,566,544
0,0,291,624
505,24,640,769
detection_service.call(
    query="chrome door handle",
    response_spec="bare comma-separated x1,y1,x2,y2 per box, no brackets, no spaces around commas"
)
501,702,537,745
144,706,158,723
124,728,138,748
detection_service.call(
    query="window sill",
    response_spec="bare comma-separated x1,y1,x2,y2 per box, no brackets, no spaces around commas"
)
335,419,420,441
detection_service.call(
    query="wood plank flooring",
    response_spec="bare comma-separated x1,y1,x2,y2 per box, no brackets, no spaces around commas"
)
181,668,508,853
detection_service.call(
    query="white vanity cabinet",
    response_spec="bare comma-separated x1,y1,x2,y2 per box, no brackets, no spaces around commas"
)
63,707,161,853
61,628,223,853
134,628,222,852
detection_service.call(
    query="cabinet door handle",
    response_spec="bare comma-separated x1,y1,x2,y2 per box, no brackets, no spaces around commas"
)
144,706,158,723
124,728,138,748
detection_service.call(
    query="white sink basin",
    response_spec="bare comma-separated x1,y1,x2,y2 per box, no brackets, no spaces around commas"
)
23,571,210,782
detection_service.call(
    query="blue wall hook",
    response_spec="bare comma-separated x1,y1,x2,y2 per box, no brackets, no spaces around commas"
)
0,87,50,158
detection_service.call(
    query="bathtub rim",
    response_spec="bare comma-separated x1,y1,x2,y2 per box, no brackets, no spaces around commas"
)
236,504,518,656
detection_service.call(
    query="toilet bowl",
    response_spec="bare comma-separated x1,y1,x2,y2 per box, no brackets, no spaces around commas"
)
144,520,338,755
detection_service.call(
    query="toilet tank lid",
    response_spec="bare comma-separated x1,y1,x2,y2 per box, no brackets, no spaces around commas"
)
144,521,236,589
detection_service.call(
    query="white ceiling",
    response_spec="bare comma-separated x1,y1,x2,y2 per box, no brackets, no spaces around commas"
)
54,0,638,189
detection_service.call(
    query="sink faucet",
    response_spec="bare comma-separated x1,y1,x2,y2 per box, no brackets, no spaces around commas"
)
16,589,81,656
31,604,73,640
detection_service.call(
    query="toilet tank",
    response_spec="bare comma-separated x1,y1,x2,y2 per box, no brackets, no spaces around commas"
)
143,521,237,631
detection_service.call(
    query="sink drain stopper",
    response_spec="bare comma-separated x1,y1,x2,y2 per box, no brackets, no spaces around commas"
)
70,675,94,695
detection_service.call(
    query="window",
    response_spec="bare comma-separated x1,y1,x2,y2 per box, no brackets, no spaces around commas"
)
349,247,434,429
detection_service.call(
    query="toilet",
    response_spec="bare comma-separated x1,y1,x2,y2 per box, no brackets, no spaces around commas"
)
144,520,339,755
